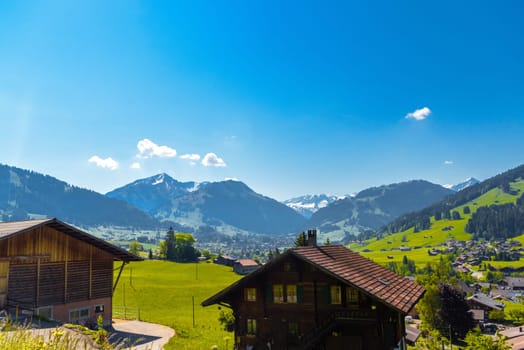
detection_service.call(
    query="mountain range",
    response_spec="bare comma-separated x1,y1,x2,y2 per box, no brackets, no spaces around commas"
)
305,180,455,241
107,174,306,235
0,162,486,242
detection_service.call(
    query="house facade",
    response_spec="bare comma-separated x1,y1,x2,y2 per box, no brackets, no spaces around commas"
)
0,218,141,326
202,235,425,350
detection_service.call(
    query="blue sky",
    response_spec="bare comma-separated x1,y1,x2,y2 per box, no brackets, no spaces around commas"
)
1,1,523,200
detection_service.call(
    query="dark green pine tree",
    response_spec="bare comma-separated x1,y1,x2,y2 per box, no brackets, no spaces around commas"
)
294,231,307,247
165,227,176,261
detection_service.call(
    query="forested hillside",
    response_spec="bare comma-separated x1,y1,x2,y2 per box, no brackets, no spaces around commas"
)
380,163,524,236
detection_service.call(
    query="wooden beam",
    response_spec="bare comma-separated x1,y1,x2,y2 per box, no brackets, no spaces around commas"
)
36,258,41,307
89,245,93,299
0,255,51,261
112,261,127,295
64,236,69,303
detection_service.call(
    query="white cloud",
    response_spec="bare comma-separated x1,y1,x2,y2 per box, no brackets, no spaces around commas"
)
88,156,119,170
130,162,141,169
405,106,431,121
225,177,239,181
202,153,227,167
444,160,454,165
180,154,201,161
137,138,177,158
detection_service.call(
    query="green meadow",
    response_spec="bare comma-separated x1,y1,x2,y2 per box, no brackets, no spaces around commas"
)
113,260,241,350
353,182,524,269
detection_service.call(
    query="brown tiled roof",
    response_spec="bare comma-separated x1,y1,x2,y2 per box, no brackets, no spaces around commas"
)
0,218,142,262
202,245,425,314
291,245,425,314
235,259,259,266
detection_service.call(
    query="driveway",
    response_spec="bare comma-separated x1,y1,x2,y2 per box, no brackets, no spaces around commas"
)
111,319,175,350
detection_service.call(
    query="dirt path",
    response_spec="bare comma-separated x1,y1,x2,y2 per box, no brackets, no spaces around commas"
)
111,319,175,350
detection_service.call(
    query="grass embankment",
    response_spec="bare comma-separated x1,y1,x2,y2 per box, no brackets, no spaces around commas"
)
113,260,241,350
353,182,524,269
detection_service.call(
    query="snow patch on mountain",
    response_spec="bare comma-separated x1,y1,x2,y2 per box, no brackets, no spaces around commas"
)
283,194,342,218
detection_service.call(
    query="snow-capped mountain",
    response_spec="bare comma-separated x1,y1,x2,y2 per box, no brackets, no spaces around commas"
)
443,177,480,192
107,174,306,235
106,173,208,214
283,194,344,218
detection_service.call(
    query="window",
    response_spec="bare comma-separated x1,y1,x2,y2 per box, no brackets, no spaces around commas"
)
286,285,297,303
247,318,257,335
95,304,105,313
69,307,90,323
330,285,342,304
273,284,284,303
245,288,256,302
37,307,53,320
346,287,359,305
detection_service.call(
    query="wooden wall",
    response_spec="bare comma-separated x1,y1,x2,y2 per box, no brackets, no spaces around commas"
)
4,226,114,310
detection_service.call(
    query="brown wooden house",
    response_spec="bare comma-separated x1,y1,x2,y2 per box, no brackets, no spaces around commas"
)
0,218,142,326
202,236,425,350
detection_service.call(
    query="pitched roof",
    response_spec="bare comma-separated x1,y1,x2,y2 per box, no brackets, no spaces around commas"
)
0,218,142,262
235,259,259,267
467,293,505,311
202,245,425,314
405,325,422,343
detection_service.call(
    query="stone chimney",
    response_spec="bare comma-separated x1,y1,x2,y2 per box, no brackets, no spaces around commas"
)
307,229,318,246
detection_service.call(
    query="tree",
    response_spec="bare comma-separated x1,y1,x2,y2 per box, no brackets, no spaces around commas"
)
438,283,475,340
463,206,471,214
414,329,448,349
416,283,442,332
174,233,200,262
434,211,442,221
452,211,461,220
324,237,331,246
294,231,307,247
158,240,167,259
464,329,510,350
129,241,143,256
164,227,176,261
148,248,153,259
488,309,505,323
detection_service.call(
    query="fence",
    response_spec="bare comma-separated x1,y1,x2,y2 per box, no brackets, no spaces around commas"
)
112,306,140,320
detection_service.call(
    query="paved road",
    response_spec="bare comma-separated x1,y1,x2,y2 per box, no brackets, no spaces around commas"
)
111,319,175,350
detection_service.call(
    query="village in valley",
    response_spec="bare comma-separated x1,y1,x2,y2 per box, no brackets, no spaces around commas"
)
1,2,523,349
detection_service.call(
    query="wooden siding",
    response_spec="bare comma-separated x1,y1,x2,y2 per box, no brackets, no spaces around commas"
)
39,263,65,306
5,226,114,263
8,264,37,308
4,226,115,311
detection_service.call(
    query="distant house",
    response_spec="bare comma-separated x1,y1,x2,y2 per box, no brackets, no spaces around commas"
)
467,293,505,321
0,218,141,326
233,259,260,275
214,255,237,267
405,325,422,345
202,231,425,350
504,277,524,291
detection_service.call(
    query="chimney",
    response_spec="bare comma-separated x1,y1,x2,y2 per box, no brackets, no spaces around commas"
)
307,229,318,247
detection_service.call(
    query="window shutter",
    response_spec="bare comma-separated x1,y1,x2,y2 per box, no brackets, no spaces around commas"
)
265,285,273,303
297,285,304,304
321,285,330,304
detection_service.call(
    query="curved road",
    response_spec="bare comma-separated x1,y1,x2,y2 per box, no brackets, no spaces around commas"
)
111,319,175,350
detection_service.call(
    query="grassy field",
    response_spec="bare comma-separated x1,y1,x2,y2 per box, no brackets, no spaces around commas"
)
352,182,524,268
359,247,443,267
113,260,241,350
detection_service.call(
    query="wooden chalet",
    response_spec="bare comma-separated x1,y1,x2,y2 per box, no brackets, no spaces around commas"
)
202,232,425,350
0,218,141,326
